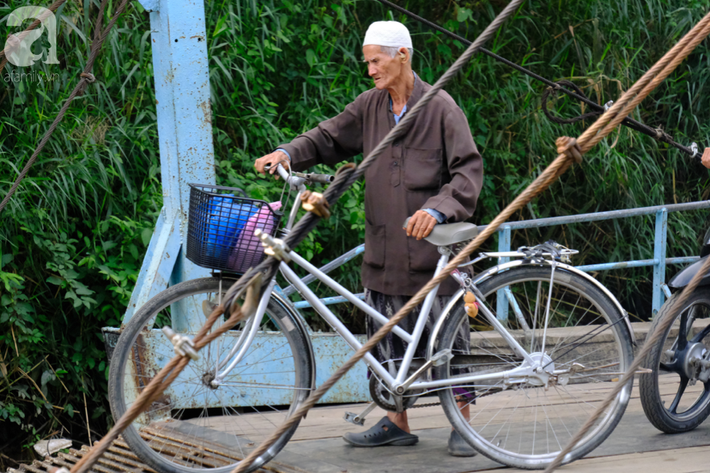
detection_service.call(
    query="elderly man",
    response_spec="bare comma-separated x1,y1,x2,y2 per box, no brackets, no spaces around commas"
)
255,21,483,456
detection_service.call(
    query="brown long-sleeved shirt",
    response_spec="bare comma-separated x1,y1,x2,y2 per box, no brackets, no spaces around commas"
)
280,76,483,295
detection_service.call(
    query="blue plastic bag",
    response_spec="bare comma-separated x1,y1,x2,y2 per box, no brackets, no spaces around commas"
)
206,195,258,261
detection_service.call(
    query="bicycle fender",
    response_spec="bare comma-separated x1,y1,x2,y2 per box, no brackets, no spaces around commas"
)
668,255,710,290
270,290,317,394
426,260,637,360
426,288,466,368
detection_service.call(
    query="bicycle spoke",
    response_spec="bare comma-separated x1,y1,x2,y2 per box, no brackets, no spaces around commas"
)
437,265,632,467
111,278,311,472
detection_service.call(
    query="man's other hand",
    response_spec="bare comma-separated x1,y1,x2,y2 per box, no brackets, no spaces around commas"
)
406,210,437,240
254,151,290,177
702,148,710,169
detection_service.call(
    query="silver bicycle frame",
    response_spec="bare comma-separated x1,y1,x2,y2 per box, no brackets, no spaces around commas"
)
273,248,541,394
212,278,277,385
216,164,560,393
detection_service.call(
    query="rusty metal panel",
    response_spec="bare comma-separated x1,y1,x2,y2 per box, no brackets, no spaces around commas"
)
117,330,369,409
310,333,370,404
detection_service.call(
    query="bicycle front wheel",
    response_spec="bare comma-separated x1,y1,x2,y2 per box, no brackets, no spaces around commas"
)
108,277,313,473
434,265,634,469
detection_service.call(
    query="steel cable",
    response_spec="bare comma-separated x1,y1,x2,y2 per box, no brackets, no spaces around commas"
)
0,0,129,216
64,4,710,473
220,1,528,471
374,0,702,158
231,7,710,472
542,13,710,470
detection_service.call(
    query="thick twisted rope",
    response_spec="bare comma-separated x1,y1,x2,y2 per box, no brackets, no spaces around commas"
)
66,4,710,473
544,255,710,471
222,0,528,318
227,1,530,471
541,11,710,472
0,0,129,216
232,7,710,473
375,0,701,158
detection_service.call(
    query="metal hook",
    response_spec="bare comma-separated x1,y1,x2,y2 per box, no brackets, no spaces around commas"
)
691,142,699,159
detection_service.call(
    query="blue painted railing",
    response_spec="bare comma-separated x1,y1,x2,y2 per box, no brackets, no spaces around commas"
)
286,200,710,318
490,200,710,317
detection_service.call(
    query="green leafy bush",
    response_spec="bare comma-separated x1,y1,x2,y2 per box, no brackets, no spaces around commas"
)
2,0,710,461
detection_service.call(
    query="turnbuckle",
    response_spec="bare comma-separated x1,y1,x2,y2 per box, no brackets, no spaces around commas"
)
691,142,700,159
161,327,199,360
300,190,331,219
255,229,291,262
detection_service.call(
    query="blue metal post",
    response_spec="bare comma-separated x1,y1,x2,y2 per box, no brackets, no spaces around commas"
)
652,208,668,317
122,0,215,327
497,226,511,321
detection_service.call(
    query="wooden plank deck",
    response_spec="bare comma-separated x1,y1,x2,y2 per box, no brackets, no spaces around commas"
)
256,378,710,472
10,379,708,473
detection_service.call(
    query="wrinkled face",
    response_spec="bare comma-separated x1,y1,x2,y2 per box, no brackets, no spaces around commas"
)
363,44,406,90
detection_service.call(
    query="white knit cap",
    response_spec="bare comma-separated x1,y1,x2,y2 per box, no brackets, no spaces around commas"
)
363,21,412,49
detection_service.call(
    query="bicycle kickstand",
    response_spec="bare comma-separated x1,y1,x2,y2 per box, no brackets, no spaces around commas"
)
344,402,377,426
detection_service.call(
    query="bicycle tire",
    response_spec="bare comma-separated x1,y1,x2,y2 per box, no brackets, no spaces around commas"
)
639,288,710,433
108,277,313,473
433,265,634,469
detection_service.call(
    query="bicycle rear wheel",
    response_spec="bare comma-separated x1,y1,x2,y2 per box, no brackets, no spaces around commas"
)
434,265,634,469
108,277,313,473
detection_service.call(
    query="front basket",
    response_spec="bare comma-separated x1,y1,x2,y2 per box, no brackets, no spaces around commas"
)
186,184,282,273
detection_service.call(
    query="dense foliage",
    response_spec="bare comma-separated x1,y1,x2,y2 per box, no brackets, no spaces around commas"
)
2,0,710,462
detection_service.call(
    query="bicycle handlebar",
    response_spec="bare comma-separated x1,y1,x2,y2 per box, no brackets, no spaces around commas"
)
297,172,335,184
264,164,334,185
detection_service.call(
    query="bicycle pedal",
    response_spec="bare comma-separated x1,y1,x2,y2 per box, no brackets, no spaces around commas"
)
344,411,365,426
344,401,377,426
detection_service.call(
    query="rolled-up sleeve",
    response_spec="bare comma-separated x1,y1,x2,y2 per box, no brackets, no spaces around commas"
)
278,95,364,171
421,107,483,222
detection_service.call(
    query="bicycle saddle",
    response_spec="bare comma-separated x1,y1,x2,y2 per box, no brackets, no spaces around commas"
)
403,218,478,246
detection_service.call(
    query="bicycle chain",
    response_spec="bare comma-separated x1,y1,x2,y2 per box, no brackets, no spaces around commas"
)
410,401,441,408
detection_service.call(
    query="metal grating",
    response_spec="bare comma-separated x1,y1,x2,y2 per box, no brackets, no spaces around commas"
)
5,437,304,473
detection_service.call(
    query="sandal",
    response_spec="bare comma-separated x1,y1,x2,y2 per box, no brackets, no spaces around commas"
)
342,416,419,447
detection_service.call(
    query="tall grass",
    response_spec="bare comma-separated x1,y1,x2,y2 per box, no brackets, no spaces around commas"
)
1,0,710,460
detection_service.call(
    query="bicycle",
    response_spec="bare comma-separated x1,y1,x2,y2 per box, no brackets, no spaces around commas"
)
639,226,710,433
108,164,636,472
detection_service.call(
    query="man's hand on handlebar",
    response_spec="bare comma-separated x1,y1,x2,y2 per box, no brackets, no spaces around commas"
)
702,148,710,169
255,151,290,178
